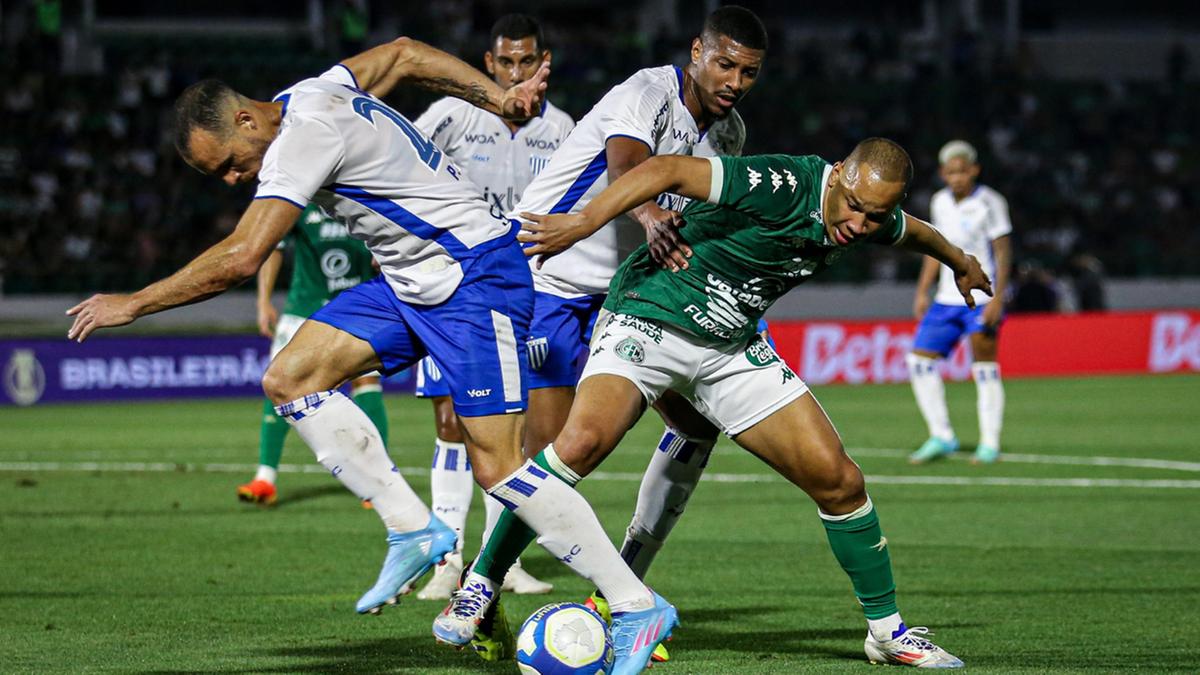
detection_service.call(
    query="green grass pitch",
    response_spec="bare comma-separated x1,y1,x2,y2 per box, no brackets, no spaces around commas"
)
2,374,1198,673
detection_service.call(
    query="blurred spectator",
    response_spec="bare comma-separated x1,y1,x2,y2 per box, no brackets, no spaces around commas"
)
1067,253,1107,312
1010,262,1064,313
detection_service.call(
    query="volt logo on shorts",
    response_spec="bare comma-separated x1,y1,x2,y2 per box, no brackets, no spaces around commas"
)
467,388,493,398
615,337,645,364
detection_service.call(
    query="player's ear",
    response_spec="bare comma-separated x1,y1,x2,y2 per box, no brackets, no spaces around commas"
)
691,37,702,65
234,108,255,131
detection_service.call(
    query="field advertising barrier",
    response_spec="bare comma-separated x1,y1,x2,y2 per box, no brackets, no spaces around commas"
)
2,310,1196,405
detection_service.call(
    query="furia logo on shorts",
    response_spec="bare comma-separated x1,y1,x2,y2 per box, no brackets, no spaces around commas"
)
3,349,45,406
615,337,645,364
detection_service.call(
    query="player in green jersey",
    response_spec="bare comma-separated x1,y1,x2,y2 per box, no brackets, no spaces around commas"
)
512,138,990,668
237,204,387,506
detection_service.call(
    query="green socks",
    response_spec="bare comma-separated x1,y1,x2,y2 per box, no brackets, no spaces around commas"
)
258,397,289,469
820,497,899,620
474,448,580,584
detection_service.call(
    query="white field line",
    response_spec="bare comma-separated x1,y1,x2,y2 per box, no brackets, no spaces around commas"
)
710,446,1200,473
1,461,1198,490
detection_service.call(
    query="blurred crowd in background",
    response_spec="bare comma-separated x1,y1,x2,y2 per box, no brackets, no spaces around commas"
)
2,0,1197,314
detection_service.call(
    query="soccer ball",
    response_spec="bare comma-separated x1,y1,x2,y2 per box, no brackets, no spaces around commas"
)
517,602,615,674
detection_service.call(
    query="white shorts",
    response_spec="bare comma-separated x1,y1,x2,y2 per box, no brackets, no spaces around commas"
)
581,313,808,436
271,313,381,379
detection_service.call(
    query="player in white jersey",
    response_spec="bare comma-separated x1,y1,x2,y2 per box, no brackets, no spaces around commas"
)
66,37,678,673
435,7,766,667
410,14,572,601
908,140,1012,465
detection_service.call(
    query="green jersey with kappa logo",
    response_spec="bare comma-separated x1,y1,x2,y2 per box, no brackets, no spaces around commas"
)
604,154,906,344
282,205,376,317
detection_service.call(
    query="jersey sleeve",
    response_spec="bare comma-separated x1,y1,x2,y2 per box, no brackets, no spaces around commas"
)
983,190,1013,240
320,63,360,88
599,80,671,150
414,98,467,157
255,114,345,207
703,154,812,225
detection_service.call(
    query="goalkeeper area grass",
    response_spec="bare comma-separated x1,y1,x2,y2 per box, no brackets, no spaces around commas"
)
2,374,1197,673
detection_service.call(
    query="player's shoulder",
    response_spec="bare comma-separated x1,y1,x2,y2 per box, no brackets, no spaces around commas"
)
931,186,954,206
974,184,1009,206
424,95,475,117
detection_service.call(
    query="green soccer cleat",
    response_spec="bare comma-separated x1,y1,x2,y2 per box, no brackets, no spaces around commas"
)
587,592,670,662
469,598,515,662
972,444,1000,464
908,437,959,465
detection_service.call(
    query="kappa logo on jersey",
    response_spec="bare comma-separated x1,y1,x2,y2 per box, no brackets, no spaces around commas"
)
615,337,645,364
769,167,783,193
527,337,550,370
465,132,497,144
784,169,798,193
467,388,493,398
747,166,762,191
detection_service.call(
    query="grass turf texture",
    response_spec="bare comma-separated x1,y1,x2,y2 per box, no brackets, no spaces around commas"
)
2,374,1197,673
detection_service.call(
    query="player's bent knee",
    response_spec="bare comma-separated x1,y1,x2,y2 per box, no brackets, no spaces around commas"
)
813,462,867,514
552,426,608,477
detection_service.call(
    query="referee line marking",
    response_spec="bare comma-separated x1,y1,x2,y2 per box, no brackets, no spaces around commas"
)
0,461,1197,490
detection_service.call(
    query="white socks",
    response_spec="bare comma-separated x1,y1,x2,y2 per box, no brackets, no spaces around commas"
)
906,353,955,442
254,465,277,484
972,362,1005,448
430,438,474,552
621,427,715,579
276,390,429,532
868,612,907,642
480,489,504,547
488,455,652,613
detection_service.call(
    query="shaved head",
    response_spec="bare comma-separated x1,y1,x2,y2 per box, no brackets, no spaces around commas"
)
844,137,913,192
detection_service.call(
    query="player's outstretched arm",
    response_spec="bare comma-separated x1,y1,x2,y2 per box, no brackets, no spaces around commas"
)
340,37,548,120
66,198,300,342
519,155,712,266
898,213,993,308
256,249,284,338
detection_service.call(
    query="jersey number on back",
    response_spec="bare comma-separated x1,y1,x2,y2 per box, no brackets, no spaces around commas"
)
351,97,443,172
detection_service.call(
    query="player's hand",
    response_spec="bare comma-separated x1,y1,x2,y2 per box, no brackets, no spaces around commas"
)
636,203,691,272
65,293,138,342
257,302,278,338
955,254,992,309
913,293,931,320
982,299,1004,328
518,211,591,269
500,55,550,121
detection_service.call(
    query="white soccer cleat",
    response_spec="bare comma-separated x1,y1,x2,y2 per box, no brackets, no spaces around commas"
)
501,561,553,595
864,626,963,668
433,577,496,646
417,551,464,601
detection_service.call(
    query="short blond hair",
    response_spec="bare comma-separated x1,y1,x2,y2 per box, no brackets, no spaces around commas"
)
938,140,977,166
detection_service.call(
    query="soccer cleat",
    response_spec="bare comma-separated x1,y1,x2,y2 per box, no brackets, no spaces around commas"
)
609,590,678,675
972,444,1000,465
588,592,669,662
864,625,963,668
416,551,464,601
433,575,497,646
908,437,959,464
361,499,374,510
501,562,553,595
469,597,515,662
355,515,456,615
236,479,277,506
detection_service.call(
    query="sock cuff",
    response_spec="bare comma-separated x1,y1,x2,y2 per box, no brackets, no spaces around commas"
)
534,444,582,486
818,496,875,523
658,427,717,467
487,459,553,510
352,383,383,395
432,438,470,471
274,389,340,420
971,361,1002,381
905,352,939,371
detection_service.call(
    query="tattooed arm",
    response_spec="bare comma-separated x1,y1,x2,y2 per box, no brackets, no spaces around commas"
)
339,37,547,120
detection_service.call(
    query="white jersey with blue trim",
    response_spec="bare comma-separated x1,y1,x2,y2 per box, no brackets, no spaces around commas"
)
254,65,513,306
930,184,1013,306
415,97,574,222
512,65,732,298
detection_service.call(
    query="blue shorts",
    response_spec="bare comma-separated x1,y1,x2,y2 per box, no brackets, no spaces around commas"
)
414,356,451,398
526,292,607,389
310,243,533,417
757,318,775,350
913,302,1000,357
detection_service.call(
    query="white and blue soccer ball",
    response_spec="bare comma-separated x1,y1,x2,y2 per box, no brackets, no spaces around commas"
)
517,601,614,675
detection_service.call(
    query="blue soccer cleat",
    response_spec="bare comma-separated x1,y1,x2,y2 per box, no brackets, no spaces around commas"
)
908,437,959,465
609,590,678,675
972,444,1000,465
356,514,456,614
